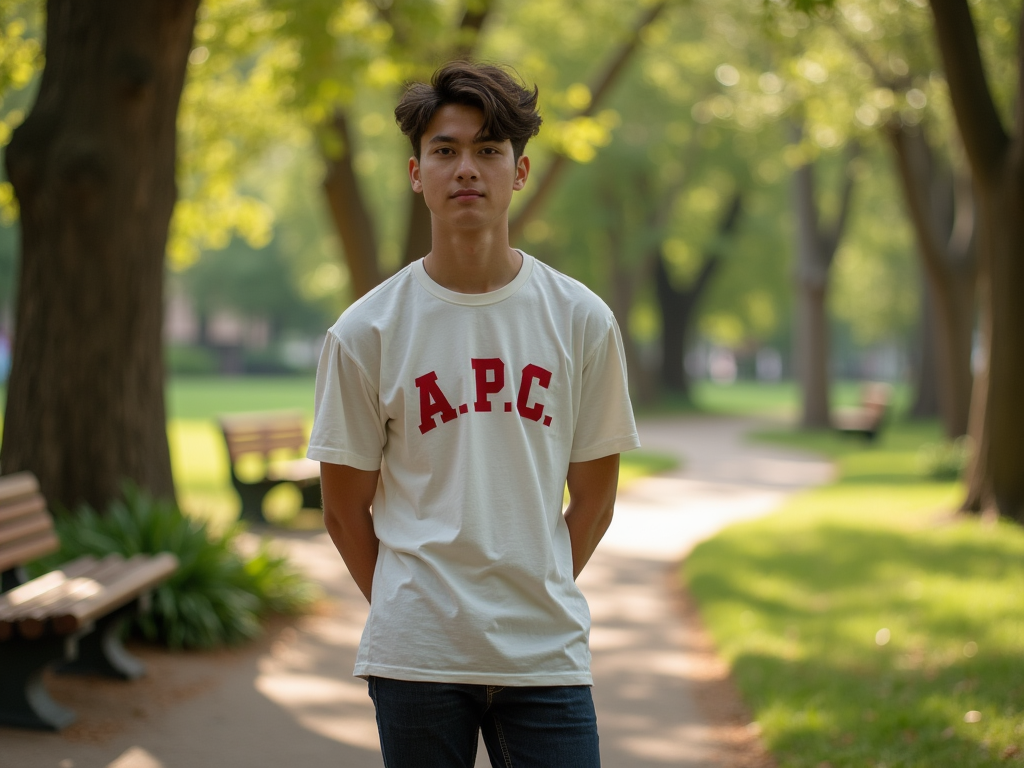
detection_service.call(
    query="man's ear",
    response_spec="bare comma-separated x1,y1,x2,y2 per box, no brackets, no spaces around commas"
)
409,156,422,193
513,155,530,191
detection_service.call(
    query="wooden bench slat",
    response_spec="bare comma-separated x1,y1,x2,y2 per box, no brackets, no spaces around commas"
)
8,556,128,624
0,557,103,620
0,472,40,506
220,412,309,460
224,432,307,458
0,494,47,527
227,441,306,459
0,514,53,549
0,557,100,638
0,532,60,574
225,425,306,439
52,552,179,634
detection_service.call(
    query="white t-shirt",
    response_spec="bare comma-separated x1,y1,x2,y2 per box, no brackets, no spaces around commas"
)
308,252,640,686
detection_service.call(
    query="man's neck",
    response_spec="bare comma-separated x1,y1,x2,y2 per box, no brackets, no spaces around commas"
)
422,225,522,294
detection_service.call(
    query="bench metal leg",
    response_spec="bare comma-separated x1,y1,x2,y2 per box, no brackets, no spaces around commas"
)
300,481,322,511
234,478,322,524
1,566,28,593
57,604,145,680
0,635,77,730
234,478,280,523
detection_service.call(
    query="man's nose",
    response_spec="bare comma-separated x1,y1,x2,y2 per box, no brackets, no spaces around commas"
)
456,156,478,180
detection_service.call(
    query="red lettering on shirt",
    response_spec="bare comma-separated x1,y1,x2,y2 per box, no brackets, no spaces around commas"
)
416,371,458,434
471,358,505,412
517,364,552,422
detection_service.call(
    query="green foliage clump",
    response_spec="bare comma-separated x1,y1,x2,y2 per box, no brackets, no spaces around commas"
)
39,485,318,649
917,437,973,481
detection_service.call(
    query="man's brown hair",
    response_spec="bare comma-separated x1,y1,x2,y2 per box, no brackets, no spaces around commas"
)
395,61,542,160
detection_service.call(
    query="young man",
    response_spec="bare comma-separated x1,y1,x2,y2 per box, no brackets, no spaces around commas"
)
308,61,640,767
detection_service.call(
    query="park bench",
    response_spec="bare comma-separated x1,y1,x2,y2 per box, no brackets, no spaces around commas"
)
219,411,321,523
0,471,179,730
833,382,893,442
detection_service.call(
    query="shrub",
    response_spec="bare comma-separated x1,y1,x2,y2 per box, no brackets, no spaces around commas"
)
35,485,318,649
916,436,973,481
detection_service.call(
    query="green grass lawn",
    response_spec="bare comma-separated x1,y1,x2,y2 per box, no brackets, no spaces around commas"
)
685,422,1024,767
167,375,318,419
689,379,913,420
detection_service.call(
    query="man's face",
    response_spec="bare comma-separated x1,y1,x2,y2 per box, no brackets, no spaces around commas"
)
409,103,529,231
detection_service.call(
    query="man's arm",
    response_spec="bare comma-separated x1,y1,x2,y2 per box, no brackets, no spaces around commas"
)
320,462,381,602
564,453,620,579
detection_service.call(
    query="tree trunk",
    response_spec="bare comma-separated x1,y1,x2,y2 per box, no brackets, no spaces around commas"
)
794,282,831,427
608,242,656,406
790,135,858,429
909,277,942,419
928,0,1024,519
655,255,705,400
792,160,830,428
655,193,741,400
886,122,975,438
1,0,198,511
964,175,1024,517
402,188,433,266
322,111,381,300
599,187,656,405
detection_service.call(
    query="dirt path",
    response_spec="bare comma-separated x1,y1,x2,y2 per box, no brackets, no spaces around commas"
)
0,416,832,768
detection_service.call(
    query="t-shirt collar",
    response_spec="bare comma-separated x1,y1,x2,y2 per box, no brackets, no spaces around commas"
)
413,251,534,306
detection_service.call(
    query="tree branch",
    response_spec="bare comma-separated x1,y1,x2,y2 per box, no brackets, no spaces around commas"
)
822,140,859,261
509,0,670,242
830,23,910,91
651,123,705,232
886,123,949,283
928,0,1009,181
453,0,491,58
323,111,382,298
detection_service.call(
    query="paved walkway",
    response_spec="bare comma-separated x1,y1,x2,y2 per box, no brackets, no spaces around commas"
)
1,416,832,768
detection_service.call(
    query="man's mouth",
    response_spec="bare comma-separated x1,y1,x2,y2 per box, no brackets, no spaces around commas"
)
452,189,483,199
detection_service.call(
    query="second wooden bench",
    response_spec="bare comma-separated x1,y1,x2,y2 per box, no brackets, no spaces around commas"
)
219,411,321,523
833,382,893,442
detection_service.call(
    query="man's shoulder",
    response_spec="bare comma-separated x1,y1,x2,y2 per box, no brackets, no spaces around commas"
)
528,256,614,327
528,257,613,319
328,264,418,340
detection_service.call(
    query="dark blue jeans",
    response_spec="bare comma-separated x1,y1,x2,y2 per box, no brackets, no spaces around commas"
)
367,676,601,767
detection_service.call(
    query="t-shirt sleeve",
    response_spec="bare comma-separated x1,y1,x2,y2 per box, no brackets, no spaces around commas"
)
306,331,386,471
569,315,641,463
